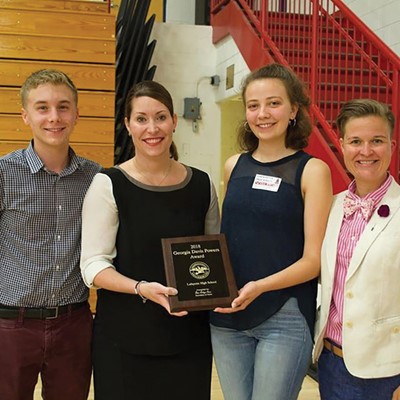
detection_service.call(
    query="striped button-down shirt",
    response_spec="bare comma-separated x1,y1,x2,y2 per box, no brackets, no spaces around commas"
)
0,142,101,307
325,174,392,345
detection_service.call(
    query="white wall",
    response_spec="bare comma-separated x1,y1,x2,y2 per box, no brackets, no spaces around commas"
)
165,0,196,24
214,35,250,102
343,0,400,55
213,36,250,195
150,22,221,188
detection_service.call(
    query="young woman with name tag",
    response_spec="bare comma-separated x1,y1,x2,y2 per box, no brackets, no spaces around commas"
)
210,63,332,400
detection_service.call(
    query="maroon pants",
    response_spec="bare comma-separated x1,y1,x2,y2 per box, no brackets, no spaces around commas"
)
0,303,93,400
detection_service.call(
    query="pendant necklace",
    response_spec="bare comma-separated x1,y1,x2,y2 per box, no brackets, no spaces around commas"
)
133,158,172,186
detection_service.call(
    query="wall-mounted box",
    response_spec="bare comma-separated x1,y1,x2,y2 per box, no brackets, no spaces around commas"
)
183,97,201,120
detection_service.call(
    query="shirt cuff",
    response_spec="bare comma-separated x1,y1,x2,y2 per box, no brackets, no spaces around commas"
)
82,259,115,288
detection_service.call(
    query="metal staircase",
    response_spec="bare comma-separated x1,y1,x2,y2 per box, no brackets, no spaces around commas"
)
211,0,400,193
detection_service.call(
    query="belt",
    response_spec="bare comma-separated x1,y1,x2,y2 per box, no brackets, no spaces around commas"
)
0,302,87,320
324,339,343,358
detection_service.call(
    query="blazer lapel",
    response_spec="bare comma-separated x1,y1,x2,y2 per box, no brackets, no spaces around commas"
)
324,192,346,280
346,180,400,280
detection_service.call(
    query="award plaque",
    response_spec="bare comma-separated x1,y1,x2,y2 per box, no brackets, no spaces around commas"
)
161,233,237,312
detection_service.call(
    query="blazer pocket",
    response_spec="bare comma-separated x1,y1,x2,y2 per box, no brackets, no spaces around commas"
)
374,315,400,366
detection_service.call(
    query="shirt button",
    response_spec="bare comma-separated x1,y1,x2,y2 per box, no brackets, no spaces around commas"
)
393,327,400,334
57,235,61,240
52,294,55,299
346,292,353,299
351,236,356,241
58,205,62,210
55,265,60,271
345,321,353,328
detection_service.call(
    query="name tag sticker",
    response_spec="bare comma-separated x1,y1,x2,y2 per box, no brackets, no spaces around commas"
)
252,174,282,192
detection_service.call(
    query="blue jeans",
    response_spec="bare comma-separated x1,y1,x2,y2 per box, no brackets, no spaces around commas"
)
318,346,400,400
210,298,313,400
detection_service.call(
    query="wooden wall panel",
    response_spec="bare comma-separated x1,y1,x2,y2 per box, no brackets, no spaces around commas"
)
73,143,114,167
0,33,115,64
77,92,115,118
0,60,115,91
0,9,115,39
0,0,109,13
89,289,97,314
0,87,19,112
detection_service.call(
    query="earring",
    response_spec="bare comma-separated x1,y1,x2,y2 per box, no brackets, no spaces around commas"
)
244,121,252,132
288,118,297,127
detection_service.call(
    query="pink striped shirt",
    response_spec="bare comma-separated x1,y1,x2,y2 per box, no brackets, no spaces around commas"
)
325,174,392,345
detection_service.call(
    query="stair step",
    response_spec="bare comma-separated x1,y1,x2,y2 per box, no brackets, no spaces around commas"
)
309,76,389,90
277,43,380,62
271,35,378,56
316,88,391,103
281,52,387,71
293,69,387,87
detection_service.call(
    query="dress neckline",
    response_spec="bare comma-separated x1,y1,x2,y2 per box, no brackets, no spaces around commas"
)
248,150,303,166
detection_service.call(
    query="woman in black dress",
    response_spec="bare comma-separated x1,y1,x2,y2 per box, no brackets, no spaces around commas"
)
80,81,220,400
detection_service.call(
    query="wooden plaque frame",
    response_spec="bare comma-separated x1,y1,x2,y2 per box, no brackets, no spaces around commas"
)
161,234,237,312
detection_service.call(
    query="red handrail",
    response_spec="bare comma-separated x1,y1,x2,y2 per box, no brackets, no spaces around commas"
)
211,0,400,184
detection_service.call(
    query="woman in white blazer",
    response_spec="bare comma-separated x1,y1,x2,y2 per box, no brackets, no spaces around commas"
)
313,99,400,400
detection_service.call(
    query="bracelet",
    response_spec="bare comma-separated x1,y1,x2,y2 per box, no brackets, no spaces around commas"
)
134,280,148,303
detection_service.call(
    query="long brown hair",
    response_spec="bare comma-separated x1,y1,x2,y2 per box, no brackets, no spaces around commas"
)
125,80,178,160
238,63,312,152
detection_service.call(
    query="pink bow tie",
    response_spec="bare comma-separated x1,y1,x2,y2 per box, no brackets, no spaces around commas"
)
343,195,375,220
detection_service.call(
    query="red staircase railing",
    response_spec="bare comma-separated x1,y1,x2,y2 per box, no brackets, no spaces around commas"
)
211,0,400,192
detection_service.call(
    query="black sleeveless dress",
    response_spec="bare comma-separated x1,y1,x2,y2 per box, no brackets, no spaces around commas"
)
93,166,213,400
210,151,317,337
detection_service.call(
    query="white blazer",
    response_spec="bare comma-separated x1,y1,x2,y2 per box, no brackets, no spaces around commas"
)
314,179,400,378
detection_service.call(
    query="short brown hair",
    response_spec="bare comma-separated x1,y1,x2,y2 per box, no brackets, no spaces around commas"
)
20,69,78,108
336,98,395,138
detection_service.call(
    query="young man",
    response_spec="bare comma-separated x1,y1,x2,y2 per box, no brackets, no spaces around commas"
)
0,69,102,399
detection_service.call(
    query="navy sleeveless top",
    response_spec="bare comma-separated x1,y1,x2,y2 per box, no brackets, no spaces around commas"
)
96,166,212,355
210,151,317,336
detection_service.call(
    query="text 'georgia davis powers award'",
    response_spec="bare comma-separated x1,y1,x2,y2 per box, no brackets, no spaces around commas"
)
161,234,237,312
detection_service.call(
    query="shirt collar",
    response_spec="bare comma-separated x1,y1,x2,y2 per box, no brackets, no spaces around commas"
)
347,173,392,204
25,140,81,175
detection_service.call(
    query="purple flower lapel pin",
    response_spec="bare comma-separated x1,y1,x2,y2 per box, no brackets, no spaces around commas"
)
377,204,390,217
